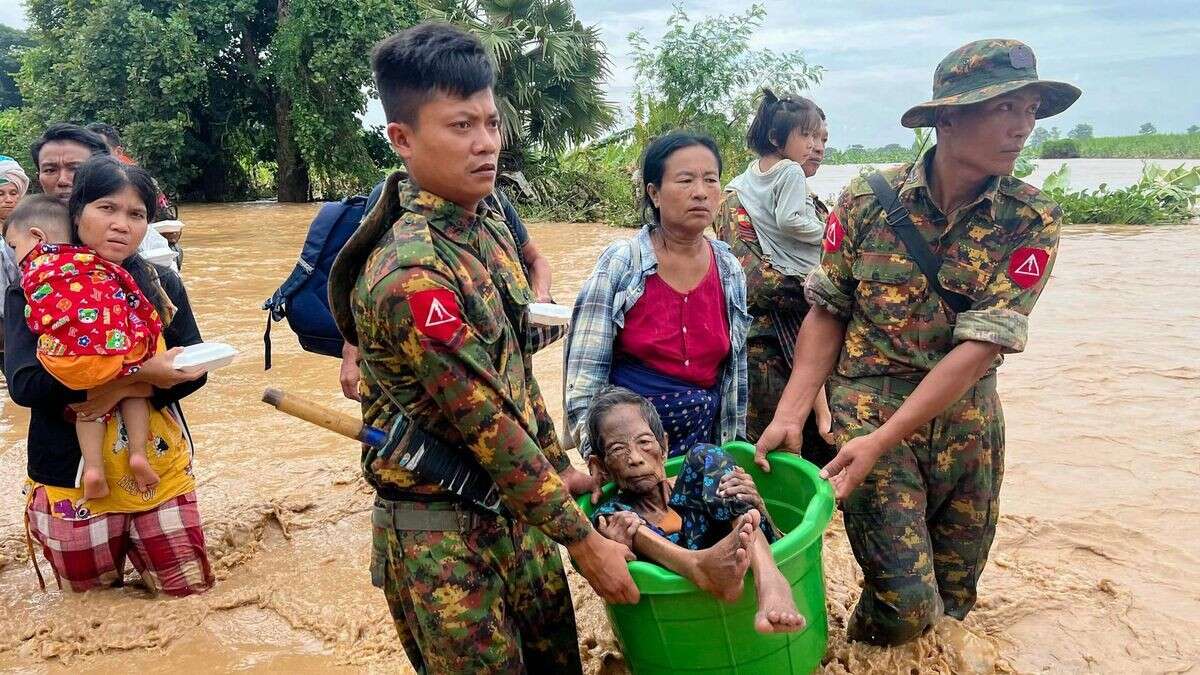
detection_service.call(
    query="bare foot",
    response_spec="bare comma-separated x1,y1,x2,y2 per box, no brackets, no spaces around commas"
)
82,466,110,500
753,566,805,633
690,510,757,603
129,453,160,493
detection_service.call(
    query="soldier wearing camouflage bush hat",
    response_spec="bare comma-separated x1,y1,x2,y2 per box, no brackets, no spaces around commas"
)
755,39,1080,650
902,38,1081,128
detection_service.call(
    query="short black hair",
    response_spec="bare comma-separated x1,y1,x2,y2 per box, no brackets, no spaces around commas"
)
586,386,667,458
640,131,722,225
86,122,123,150
67,155,169,316
30,123,110,169
67,155,158,231
2,194,70,239
746,89,825,157
370,23,495,126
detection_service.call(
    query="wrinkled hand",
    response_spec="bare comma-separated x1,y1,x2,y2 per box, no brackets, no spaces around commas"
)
135,347,205,389
754,417,805,473
339,349,361,401
560,466,596,498
718,466,765,513
820,433,888,501
568,531,639,604
597,511,640,549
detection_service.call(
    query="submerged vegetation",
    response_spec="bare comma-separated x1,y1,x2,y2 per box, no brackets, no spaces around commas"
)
1043,164,1200,224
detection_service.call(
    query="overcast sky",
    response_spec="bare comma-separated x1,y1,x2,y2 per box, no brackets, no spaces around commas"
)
4,0,1197,148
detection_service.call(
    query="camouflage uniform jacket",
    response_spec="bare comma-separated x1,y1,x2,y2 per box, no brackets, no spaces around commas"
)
806,147,1061,378
328,171,591,546
713,191,829,341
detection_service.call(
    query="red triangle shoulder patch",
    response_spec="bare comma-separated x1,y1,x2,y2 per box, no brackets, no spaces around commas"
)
409,289,462,342
1007,248,1049,289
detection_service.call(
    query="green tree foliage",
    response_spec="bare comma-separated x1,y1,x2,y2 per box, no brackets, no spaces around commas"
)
425,0,616,169
0,107,40,165
1067,123,1093,140
628,3,822,174
271,0,420,197
1139,122,1157,135
0,24,33,110
1028,127,1052,147
18,0,417,202
1189,125,1199,134
19,0,208,196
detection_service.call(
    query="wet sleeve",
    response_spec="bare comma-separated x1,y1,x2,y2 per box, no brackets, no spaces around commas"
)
954,209,1061,354
150,269,207,409
774,168,825,244
525,323,565,355
804,187,859,319
2,288,87,409
372,267,592,547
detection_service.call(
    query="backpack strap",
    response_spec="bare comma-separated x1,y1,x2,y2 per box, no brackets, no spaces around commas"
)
865,172,971,315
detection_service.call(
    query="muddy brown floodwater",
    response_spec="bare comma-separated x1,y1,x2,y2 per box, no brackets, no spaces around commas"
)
1,203,1197,674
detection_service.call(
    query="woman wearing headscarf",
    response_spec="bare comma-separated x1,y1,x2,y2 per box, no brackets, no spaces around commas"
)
0,155,31,360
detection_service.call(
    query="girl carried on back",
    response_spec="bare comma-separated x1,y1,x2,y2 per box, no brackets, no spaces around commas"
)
724,89,835,459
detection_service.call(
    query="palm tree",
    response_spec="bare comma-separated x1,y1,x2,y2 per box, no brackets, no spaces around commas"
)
424,0,616,168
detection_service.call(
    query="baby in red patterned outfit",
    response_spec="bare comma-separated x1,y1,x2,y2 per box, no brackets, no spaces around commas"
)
4,195,162,499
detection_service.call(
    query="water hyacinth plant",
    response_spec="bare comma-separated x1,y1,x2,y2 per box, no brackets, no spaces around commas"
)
1042,163,1200,224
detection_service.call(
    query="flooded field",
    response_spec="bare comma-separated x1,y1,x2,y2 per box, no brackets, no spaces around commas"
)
1,165,1198,673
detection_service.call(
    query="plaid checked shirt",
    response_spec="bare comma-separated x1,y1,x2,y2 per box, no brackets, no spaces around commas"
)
563,224,749,456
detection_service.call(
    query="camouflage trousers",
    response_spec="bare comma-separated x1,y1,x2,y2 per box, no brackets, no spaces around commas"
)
830,373,1004,646
370,499,582,674
745,335,836,468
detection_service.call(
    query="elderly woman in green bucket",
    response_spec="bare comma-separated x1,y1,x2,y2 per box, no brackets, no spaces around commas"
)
586,385,805,634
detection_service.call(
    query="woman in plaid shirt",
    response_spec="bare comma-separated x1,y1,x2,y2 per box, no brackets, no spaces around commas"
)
564,132,749,465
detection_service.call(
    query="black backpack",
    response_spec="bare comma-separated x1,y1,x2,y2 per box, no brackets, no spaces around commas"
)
262,195,367,368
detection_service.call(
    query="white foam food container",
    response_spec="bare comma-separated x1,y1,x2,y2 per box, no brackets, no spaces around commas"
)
528,302,571,326
172,342,239,373
141,248,178,266
152,220,185,235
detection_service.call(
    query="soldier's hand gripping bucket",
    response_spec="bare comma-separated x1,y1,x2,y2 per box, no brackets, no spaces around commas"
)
578,441,835,674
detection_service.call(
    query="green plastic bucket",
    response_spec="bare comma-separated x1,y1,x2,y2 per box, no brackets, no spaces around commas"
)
577,441,835,674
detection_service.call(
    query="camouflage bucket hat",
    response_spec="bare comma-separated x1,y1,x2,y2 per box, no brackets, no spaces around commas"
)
901,39,1081,129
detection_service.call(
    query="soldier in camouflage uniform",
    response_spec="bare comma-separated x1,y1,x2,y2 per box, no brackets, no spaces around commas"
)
755,39,1080,646
327,24,637,674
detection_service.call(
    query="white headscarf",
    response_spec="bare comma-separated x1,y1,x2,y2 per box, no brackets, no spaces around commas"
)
0,155,30,197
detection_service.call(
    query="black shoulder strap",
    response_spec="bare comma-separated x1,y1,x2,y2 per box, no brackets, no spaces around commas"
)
865,172,971,314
